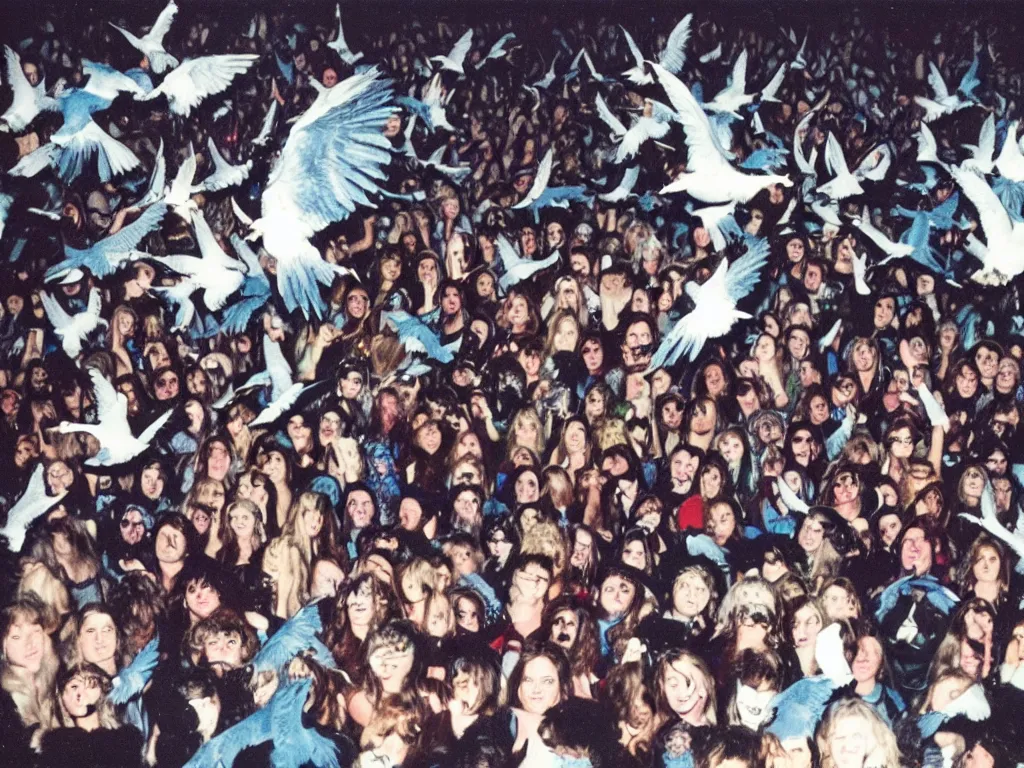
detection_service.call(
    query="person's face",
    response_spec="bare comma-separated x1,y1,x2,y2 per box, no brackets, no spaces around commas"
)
792,604,822,648
786,239,805,263
549,609,579,651
584,388,605,420
417,259,438,283
671,450,696,485
322,67,338,87
229,505,256,541
346,580,374,626
993,479,1013,512
381,257,401,282
570,252,591,278
141,467,164,499
154,370,180,401
691,400,717,435
849,636,884,687
47,461,74,494
344,489,375,530
207,443,230,480
441,286,461,316
581,339,603,374
370,642,415,694
454,596,481,634
976,347,999,379
518,656,561,715
599,574,636,617
513,563,550,602
673,572,710,618
454,490,481,523
570,530,593,570
875,511,900,548
310,559,344,599
78,611,117,666
996,358,1019,394
520,228,537,254
956,365,979,398
823,585,857,620
398,498,423,531
985,450,1008,477
487,529,513,561
962,466,986,497
718,435,745,466
900,527,933,574
663,658,707,718
507,296,529,327
185,580,220,620
963,744,996,768
798,517,824,554
13,437,35,468
692,227,711,249
787,331,809,360
451,668,482,715
973,545,1001,585
204,630,244,670
830,715,870,768
346,290,369,319
546,222,565,248
873,297,895,329
930,675,972,712
622,540,647,571
700,466,723,499
804,265,823,293
120,509,146,545
155,524,187,564
703,365,726,397
623,321,653,366
707,503,735,546
553,317,579,352
22,62,40,87
832,472,859,507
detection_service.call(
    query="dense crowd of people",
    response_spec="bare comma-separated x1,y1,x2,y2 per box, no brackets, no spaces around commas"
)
4,3,1024,767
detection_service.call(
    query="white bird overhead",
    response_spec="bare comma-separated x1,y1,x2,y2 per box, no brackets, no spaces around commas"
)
40,288,106,359
477,33,516,68
704,49,753,115
850,206,913,260
620,15,692,86
193,136,251,193
594,93,671,164
80,60,146,101
598,166,640,203
249,335,316,428
1,46,59,133
494,234,560,290
137,54,257,117
647,236,770,370
135,138,167,208
950,164,1024,285
327,4,364,66
691,200,739,251
242,69,395,319
578,48,605,82
252,99,279,148
914,59,978,123
109,0,179,74
58,368,173,466
699,43,722,64
816,133,864,200
420,73,455,132
915,122,940,165
431,29,473,74
532,53,560,89
995,120,1024,182
962,113,996,175
511,148,554,210
148,208,246,327
853,143,893,182
0,465,66,552
166,142,198,217
653,64,792,204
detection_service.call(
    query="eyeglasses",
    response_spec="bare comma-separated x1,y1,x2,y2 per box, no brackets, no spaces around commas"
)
156,377,177,388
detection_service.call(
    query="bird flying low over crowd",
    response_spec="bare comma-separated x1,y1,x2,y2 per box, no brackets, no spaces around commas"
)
109,0,180,74
619,15,692,86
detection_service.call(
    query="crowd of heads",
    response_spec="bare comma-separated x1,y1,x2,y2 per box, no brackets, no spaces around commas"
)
5,3,1024,768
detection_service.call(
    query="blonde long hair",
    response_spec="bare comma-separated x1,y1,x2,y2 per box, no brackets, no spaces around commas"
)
817,698,900,768
1,598,60,737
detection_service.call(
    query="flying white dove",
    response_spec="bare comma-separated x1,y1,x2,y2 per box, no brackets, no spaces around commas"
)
0,465,66,552
647,236,770,370
654,64,792,204
109,0,179,74
165,142,198,217
0,46,59,132
915,122,940,165
512,148,554,210
327,4,364,65
914,58,979,123
850,206,913,261
949,164,1024,285
148,208,247,328
58,368,173,466
699,43,722,64
962,113,996,175
691,201,740,251
620,15,692,86
598,166,640,203
853,143,893,183
816,133,864,200
193,137,251,193
494,234,560,290
137,54,257,116
703,49,753,115
40,288,107,359
995,120,1024,182
431,29,473,74
252,99,279,148
477,33,516,69
594,93,672,164
237,69,395,319
249,335,318,428
135,138,167,208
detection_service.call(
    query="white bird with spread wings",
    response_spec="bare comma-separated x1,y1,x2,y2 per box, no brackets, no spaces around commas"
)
619,16,692,86
594,93,673,164
40,288,106,359
109,0,180,74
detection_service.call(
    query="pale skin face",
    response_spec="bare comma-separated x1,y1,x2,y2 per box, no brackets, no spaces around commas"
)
673,572,710,618
852,636,883,684
599,574,636,618
227,507,254,541
663,659,708,720
518,656,561,715
622,540,646,570
62,674,102,719
798,517,824,554
707,503,736,546
973,546,1001,585
79,612,117,667
829,716,871,768
792,604,822,648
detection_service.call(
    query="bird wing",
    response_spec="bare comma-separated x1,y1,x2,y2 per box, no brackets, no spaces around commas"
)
251,601,335,675
928,61,950,100
168,142,196,208
652,63,731,173
230,234,267,282
823,132,851,178
330,3,352,54
0,465,65,552
950,165,1013,251
262,334,296,401
146,1,178,45
143,54,257,117
253,99,278,146
3,46,37,123
727,48,749,96
724,235,770,302
184,697,273,768
262,69,394,236
658,14,693,74
191,208,239,273
40,291,73,330
86,287,103,319
917,383,949,429
109,637,160,705
511,147,553,209
957,56,981,98
775,478,810,513
766,677,838,742
494,233,525,272
594,93,627,137
87,367,130,432
619,26,645,68
136,138,167,207
95,202,168,264
205,136,232,173
973,113,995,163
447,29,473,67
760,62,788,101
815,623,853,685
